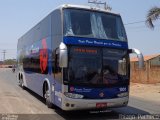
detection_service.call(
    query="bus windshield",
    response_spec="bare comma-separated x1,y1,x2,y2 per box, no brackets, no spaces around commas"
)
64,9,127,41
64,46,129,86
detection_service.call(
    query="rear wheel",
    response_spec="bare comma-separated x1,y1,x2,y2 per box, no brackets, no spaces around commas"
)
19,75,25,89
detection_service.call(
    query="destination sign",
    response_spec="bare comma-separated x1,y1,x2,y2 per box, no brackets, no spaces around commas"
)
74,48,97,54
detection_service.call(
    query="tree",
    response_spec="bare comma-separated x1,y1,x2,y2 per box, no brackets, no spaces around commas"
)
146,6,160,29
3,59,16,65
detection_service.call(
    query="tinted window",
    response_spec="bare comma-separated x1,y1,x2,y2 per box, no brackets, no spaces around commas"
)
64,9,127,41
71,11,92,36
64,46,129,86
101,14,118,39
67,46,102,84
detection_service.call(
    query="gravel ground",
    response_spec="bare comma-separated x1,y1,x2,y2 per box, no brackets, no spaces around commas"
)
130,82,160,104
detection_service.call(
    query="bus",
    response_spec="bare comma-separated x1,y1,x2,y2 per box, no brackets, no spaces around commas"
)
17,4,144,111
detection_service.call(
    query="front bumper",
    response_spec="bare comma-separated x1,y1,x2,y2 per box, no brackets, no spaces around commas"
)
62,96,129,111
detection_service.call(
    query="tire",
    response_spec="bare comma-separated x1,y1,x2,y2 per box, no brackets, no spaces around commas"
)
19,77,25,89
44,85,53,108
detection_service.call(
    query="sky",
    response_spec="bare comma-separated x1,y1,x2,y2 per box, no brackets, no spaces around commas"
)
0,0,160,60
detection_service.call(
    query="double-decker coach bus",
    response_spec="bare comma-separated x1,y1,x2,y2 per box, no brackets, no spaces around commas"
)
17,4,144,111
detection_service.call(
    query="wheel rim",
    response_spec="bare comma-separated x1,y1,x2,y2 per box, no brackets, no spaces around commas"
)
45,90,50,100
19,79,24,87
20,79,22,85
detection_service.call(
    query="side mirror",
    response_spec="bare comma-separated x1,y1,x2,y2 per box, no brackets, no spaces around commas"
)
59,42,68,68
128,48,144,69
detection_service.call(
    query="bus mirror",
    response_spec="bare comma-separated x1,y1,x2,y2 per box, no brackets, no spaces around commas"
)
59,42,68,68
118,58,127,75
129,48,144,69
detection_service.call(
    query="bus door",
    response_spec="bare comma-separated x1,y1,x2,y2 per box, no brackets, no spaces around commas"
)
53,48,63,107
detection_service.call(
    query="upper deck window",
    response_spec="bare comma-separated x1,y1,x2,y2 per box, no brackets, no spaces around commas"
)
64,9,127,42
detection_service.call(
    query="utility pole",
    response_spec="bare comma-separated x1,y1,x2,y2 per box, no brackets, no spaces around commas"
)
88,0,112,11
2,50,6,61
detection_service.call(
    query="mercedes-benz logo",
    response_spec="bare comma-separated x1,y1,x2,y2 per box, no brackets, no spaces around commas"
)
99,92,104,97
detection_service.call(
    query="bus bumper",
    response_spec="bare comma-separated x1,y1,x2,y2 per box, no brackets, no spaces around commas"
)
61,96,129,111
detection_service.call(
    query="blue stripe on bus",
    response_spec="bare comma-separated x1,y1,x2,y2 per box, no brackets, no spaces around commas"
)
69,86,129,99
63,36,128,49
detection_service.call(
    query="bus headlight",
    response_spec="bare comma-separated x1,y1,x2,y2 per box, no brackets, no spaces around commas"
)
117,92,128,97
64,92,84,99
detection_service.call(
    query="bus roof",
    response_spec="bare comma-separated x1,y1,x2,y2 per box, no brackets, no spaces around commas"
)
57,4,120,16
18,4,121,49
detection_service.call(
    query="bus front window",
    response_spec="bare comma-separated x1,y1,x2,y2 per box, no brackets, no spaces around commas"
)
64,9,127,41
63,46,129,86
64,9,94,38
66,46,102,85
103,49,129,85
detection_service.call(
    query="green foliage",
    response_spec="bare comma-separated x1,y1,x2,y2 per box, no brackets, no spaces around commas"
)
3,59,16,65
146,6,160,29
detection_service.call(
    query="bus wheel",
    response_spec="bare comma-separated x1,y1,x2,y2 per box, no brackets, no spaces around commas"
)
44,84,53,108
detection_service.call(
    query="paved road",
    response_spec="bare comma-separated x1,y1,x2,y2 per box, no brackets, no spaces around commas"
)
0,68,159,120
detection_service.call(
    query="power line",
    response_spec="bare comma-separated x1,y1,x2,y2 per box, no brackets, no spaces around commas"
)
126,24,160,30
124,18,160,26
124,20,145,26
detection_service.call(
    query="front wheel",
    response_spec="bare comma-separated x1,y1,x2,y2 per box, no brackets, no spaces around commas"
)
44,89,53,108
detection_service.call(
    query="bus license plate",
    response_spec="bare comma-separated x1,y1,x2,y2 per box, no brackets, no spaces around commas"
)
96,103,107,108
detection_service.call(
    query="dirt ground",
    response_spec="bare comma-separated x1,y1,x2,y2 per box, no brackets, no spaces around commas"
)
0,68,160,114
130,82,160,104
